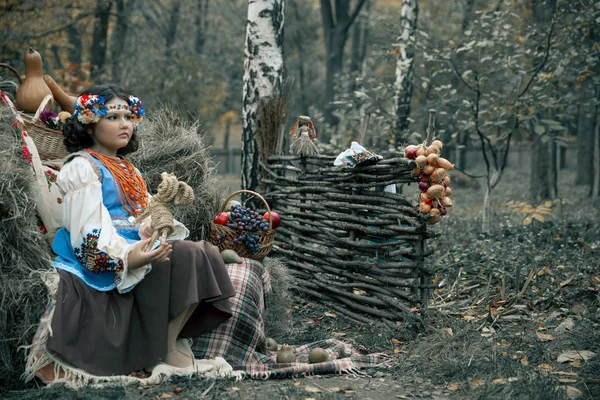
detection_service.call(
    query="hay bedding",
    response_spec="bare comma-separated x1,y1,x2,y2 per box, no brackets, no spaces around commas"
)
129,107,221,241
0,102,54,390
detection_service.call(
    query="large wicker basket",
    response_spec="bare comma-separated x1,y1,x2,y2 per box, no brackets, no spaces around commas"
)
0,64,67,161
19,95,68,160
210,190,276,260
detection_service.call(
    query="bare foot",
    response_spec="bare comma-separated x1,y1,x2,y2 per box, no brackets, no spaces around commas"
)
164,348,193,368
176,338,193,357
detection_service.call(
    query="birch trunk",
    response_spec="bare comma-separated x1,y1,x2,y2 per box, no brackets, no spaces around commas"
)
393,0,418,142
242,0,285,193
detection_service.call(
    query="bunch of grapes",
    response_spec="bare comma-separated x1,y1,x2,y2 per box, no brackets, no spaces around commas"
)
225,204,269,254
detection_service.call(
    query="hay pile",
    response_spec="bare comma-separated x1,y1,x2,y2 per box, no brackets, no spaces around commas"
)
129,107,221,241
0,106,53,390
262,257,294,339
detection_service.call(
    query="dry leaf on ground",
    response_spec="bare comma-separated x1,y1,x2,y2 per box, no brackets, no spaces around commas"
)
565,386,583,399
555,318,575,333
557,350,596,363
447,383,460,391
470,378,485,388
536,331,556,342
304,386,321,393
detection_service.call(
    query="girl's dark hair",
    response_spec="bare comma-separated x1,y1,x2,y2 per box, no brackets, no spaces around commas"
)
62,84,139,155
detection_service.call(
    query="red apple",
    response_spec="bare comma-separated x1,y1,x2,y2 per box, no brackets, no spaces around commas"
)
263,211,281,229
213,212,229,226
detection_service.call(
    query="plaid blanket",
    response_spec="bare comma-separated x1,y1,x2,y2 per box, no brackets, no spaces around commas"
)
191,259,393,379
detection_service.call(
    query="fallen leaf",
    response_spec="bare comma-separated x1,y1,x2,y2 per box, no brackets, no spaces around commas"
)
568,360,582,368
565,386,583,399
492,377,518,384
536,332,556,342
328,387,346,393
592,276,600,285
391,338,404,345
352,289,366,296
560,276,574,288
447,383,460,391
537,363,553,371
462,315,476,322
304,386,321,393
324,311,337,318
521,355,529,366
555,318,575,333
410,307,420,312
159,394,173,399
293,381,301,387
470,378,485,389
557,351,596,363
230,387,240,391
173,387,183,394
559,378,578,383
444,328,454,338
551,371,577,376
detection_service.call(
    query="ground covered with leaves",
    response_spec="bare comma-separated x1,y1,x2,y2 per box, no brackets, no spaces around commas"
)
4,169,599,399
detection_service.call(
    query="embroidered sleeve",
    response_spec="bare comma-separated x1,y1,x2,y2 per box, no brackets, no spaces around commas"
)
57,157,150,292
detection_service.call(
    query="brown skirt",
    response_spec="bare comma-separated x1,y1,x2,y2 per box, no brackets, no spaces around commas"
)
46,240,235,376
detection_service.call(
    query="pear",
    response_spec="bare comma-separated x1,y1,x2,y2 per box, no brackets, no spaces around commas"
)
266,337,278,351
308,348,331,363
220,249,242,264
276,350,296,364
279,344,294,353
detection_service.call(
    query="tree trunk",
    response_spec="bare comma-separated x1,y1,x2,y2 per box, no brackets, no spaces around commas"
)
110,0,136,84
454,0,475,168
90,0,113,82
160,1,182,97
320,0,367,127
67,22,82,66
592,85,600,198
290,1,307,113
195,0,210,54
242,0,285,194
576,80,596,188
530,132,558,202
529,0,558,201
392,0,419,143
350,1,370,79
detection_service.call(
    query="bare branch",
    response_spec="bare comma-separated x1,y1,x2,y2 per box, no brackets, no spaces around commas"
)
344,0,368,33
435,58,475,92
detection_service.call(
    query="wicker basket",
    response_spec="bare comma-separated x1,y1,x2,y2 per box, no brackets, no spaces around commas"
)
210,190,276,260
20,96,67,160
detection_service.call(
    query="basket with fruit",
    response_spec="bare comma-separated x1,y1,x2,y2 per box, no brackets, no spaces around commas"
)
210,190,280,260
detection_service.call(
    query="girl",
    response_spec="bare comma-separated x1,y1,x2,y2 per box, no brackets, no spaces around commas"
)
47,85,235,376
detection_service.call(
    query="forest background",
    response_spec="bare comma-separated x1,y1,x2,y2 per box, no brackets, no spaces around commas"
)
1,0,599,207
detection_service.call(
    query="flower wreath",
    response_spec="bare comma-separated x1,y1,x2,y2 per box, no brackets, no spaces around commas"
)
73,94,145,126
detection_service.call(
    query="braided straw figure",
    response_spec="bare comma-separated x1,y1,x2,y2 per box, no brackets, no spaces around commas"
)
136,172,194,250
289,115,319,156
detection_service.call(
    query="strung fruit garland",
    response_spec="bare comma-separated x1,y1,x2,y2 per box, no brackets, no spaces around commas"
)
404,139,454,225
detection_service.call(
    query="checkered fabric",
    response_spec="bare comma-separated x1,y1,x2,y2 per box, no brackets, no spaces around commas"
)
191,259,394,379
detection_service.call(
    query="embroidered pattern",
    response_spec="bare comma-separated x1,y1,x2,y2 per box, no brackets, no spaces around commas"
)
74,228,124,274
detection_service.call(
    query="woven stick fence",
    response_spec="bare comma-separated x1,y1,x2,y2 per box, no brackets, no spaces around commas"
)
261,112,438,326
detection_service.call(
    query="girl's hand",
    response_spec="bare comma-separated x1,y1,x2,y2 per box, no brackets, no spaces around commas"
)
128,238,172,270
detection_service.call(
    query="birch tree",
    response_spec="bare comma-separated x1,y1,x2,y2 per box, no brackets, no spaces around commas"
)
242,0,285,193
392,0,418,143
